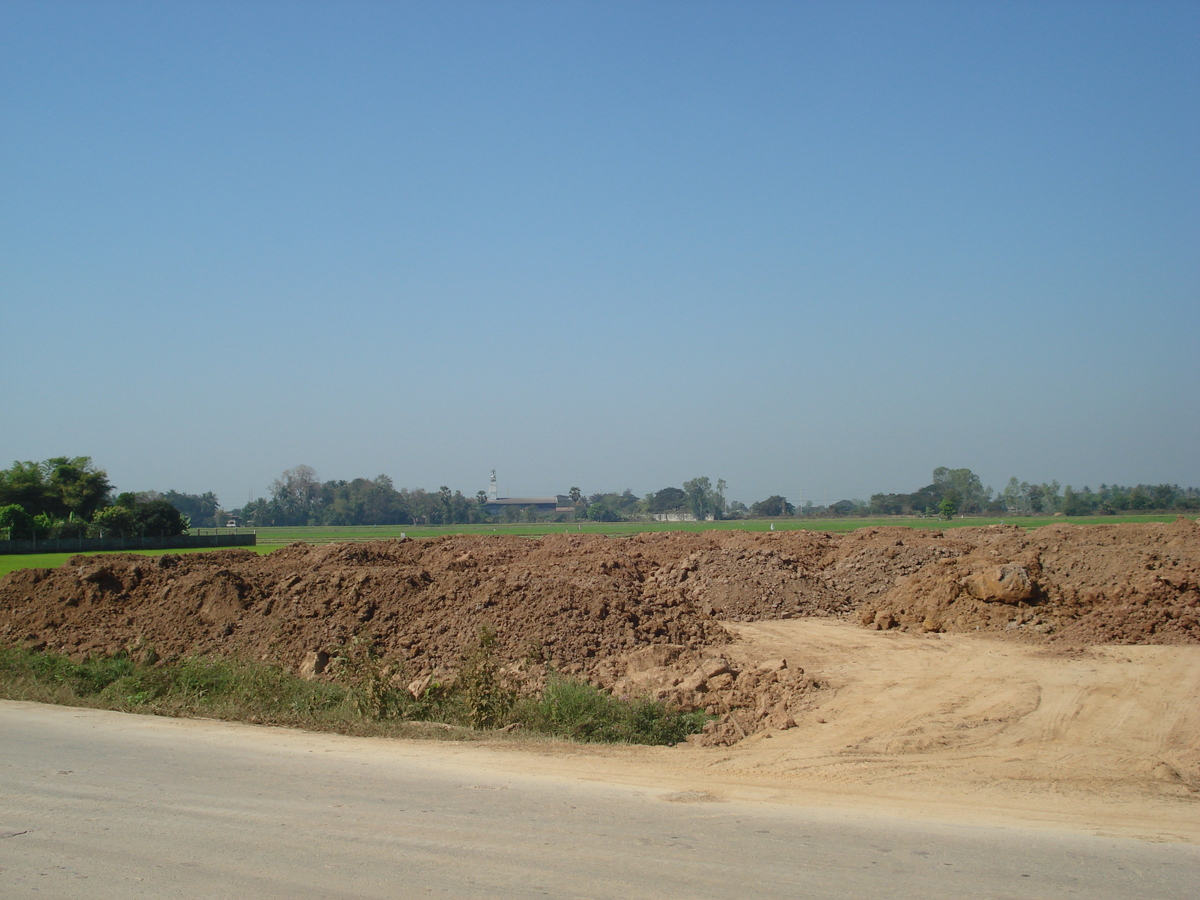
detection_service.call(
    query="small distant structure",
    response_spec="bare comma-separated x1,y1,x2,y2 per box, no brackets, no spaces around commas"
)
225,515,242,527
485,496,562,516
484,469,562,516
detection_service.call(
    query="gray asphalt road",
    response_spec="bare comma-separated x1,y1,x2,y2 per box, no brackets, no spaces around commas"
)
1,701,1196,899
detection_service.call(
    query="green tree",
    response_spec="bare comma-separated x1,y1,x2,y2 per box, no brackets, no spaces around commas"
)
449,490,473,524
829,499,859,516
1061,485,1097,516
270,465,322,525
92,505,138,537
615,489,642,516
318,476,413,526
938,497,958,519
0,461,48,513
162,490,221,527
648,487,688,514
45,457,113,520
683,476,714,521
103,494,188,536
239,497,274,526
585,502,619,522
869,492,905,515
0,456,111,520
932,467,989,513
1002,477,1023,514
0,503,36,539
1041,480,1061,514
140,500,188,535
750,495,794,517
1152,483,1177,509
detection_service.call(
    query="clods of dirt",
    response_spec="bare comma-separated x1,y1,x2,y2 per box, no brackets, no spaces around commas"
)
2,520,1197,744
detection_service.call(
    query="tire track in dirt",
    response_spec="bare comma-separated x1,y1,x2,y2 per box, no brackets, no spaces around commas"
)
647,619,1200,838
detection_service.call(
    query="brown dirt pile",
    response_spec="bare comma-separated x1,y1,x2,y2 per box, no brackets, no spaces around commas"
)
2,520,1198,743
860,518,1200,644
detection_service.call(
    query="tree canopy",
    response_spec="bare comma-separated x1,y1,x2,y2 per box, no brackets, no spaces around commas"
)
749,495,794,517
647,487,688,513
0,457,111,521
161,490,223,527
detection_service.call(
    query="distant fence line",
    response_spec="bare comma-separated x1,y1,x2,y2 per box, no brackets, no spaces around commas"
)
0,531,257,556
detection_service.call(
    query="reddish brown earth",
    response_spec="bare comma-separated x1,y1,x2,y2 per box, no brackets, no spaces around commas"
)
2,519,1198,748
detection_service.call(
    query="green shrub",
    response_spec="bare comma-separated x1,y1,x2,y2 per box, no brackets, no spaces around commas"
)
0,641,707,745
330,634,413,720
0,646,351,724
516,673,707,745
454,626,517,729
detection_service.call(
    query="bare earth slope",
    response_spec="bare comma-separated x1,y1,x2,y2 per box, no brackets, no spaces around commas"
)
453,618,1200,842
1,519,1199,835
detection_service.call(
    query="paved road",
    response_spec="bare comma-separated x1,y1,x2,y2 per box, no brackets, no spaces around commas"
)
1,702,1196,899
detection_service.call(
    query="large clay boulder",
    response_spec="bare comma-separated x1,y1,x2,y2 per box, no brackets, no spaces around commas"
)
963,563,1036,604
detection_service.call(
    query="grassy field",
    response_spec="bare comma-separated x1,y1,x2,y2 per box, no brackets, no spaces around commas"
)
0,515,1186,579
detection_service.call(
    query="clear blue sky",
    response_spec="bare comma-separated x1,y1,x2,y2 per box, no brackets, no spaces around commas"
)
3,1,1197,509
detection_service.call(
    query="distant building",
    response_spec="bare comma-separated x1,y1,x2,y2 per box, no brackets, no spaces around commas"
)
483,496,563,516
483,470,571,517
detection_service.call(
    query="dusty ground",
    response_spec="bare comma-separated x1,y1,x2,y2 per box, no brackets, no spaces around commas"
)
625,619,1199,841
1,520,1198,838
407,615,1198,843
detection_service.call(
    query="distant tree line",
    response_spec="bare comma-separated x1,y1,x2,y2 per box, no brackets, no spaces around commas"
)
3,458,1197,540
578,477,729,522
236,467,488,527
869,468,1200,518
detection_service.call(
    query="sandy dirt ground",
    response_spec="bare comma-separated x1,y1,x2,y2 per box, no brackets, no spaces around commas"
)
462,620,1200,844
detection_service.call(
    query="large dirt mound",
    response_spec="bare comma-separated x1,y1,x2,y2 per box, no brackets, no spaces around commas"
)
2,520,1198,743
860,518,1200,644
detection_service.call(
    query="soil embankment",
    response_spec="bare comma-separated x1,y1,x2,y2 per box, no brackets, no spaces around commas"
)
2,519,1198,749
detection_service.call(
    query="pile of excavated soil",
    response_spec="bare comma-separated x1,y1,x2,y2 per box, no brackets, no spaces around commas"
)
2,520,1198,744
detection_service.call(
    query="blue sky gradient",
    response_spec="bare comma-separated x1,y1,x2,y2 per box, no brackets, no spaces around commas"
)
3,1,1197,508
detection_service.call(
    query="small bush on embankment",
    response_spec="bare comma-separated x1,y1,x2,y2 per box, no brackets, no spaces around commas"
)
0,645,705,745
515,674,707,745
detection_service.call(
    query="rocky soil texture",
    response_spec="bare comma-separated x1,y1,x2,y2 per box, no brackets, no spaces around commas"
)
2,519,1197,744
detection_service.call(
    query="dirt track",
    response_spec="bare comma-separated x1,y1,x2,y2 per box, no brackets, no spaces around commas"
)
1,519,1199,829
660,619,1200,840
417,617,1198,842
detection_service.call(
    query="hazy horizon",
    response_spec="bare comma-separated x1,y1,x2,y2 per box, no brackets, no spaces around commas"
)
3,2,1196,510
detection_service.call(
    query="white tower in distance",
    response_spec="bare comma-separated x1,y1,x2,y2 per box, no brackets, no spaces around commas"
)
488,469,499,502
